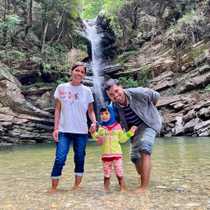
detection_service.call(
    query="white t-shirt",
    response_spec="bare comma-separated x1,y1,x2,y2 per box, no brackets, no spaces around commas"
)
54,82,94,134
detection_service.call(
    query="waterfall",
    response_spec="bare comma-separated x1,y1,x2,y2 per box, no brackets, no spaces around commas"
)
83,20,105,107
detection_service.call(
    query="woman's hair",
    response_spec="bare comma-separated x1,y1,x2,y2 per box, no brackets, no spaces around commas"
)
71,62,87,73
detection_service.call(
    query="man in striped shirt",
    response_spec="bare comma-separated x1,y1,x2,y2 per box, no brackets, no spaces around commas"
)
104,78,162,193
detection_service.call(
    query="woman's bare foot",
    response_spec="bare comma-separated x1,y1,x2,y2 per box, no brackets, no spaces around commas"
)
71,185,82,191
48,188,57,193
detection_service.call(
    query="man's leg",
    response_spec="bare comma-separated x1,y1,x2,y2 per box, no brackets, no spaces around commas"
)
131,126,156,193
72,134,88,190
135,152,151,193
135,158,142,175
49,132,71,192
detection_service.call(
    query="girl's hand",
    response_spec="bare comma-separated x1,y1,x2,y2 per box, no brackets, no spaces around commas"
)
53,129,59,143
96,136,105,145
130,126,138,134
98,127,106,136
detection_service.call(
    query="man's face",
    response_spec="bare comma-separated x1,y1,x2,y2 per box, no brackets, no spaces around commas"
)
106,84,125,104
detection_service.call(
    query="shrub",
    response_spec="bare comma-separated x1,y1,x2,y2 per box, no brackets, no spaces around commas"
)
165,10,206,47
119,76,138,88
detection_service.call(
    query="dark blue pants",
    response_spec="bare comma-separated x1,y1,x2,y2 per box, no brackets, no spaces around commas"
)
51,132,88,179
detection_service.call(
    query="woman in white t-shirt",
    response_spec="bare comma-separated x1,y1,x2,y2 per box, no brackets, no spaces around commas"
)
49,63,97,193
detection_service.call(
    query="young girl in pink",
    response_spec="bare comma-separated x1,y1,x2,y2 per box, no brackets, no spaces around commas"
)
92,105,137,192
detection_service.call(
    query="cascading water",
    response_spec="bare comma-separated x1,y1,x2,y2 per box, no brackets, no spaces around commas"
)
83,20,105,107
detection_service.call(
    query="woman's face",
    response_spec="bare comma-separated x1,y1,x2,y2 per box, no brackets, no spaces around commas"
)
71,65,86,84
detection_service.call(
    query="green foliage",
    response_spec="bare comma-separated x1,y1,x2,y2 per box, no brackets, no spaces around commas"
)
189,45,209,60
32,0,82,49
103,0,124,17
71,2,82,19
43,63,52,72
137,65,151,87
56,75,69,85
0,15,21,32
41,43,69,72
81,0,103,19
0,15,21,42
119,76,139,88
164,10,207,70
38,0,81,19
0,49,26,63
166,10,206,45
177,10,205,29
81,0,125,20
115,50,139,64
119,65,151,88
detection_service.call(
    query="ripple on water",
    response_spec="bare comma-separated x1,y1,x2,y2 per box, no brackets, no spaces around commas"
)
0,138,210,209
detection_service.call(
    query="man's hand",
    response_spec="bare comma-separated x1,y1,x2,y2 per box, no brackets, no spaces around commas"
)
53,129,59,143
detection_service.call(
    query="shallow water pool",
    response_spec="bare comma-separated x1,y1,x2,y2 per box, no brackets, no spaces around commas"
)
0,137,210,210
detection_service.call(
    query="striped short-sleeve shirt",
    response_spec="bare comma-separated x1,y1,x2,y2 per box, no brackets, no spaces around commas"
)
121,104,142,128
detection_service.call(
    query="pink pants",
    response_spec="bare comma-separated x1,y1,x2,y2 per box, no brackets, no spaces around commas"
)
102,158,123,178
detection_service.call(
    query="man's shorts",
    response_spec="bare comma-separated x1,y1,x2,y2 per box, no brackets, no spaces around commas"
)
130,124,157,164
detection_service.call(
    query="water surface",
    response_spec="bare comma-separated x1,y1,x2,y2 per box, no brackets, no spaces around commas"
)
0,137,210,210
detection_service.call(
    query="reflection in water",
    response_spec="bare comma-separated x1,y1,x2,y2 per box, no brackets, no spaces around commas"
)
0,138,210,209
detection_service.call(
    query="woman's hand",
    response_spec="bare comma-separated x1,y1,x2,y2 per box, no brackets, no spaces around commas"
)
89,122,97,133
53,129,59,143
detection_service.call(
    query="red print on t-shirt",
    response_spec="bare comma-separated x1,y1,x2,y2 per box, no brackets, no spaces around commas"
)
59,89,65,96
68,91,79,101
58,88,79,102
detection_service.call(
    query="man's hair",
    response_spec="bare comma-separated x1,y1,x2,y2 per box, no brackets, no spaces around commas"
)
104,78,120,91
71,62,87,73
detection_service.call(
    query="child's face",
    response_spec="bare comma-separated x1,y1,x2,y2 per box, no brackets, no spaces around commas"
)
100,110,110,122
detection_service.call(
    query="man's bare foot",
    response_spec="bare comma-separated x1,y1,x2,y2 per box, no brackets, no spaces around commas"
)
120,187,126,193
134,187,147,194
48,188,57,193
104,187,110,193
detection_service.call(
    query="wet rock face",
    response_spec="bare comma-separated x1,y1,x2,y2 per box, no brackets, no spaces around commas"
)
153,52,210,137
0,63,54,144
95,15,117,60
158,93,210,137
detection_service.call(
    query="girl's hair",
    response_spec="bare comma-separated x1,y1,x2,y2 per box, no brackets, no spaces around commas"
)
71,62,87,73
99,107,108,113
